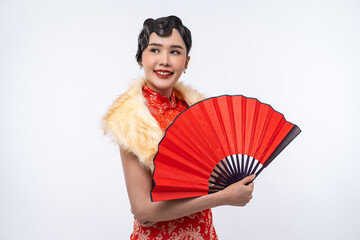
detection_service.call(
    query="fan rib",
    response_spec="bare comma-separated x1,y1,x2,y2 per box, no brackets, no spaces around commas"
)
209,180,228,188
244,155,251,179
210,174,231,187
227,97,240,176
211,168,230,186
244,100,261,178
246,157,257,176
240,97,247,177
229,155,240,180
212,164,234,186
235,154,241,180
252,105,273,162
209,186,226,192
241,154,245,179
250,161,261,175
248,100,261,155
220,158,238,184
224,156,237,182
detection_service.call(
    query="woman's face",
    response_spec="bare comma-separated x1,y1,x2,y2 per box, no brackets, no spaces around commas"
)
140,29,190,97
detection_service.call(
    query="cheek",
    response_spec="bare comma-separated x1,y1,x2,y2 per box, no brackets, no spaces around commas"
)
142,52,156,67
173,57,187,70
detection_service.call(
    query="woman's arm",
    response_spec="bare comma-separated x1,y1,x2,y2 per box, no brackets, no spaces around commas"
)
120,148,255,225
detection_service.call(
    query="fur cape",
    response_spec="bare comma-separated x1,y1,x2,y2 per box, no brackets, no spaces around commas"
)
102,77,205,171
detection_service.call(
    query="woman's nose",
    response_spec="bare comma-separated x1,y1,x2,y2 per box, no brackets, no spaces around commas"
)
159,52,170,66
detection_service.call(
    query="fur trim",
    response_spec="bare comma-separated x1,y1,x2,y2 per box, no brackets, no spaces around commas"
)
102,77,205,171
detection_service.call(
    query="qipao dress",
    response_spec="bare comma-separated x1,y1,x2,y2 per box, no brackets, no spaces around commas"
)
130,84,218,240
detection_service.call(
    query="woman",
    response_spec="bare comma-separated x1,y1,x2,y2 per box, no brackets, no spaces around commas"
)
103,15,255,239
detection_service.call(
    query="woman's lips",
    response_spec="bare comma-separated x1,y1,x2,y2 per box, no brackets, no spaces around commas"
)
154,70,174,79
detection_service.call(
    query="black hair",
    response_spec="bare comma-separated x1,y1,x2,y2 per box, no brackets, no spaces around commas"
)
135,15,192,63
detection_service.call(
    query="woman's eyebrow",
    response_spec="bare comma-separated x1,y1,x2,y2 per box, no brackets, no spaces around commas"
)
148,43,184,49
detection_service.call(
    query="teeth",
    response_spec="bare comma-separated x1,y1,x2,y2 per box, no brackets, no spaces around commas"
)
155,71,172,76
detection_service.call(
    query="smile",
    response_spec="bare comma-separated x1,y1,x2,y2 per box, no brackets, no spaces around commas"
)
154,70,174,78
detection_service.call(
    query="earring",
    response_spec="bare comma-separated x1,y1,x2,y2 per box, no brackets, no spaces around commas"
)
139,65,143,70
183,69,186,74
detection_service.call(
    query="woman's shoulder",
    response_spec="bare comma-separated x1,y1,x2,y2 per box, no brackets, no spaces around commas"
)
101,77,163,170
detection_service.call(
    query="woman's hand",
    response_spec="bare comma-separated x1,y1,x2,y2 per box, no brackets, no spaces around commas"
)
139,221,157,227
220,175,255,207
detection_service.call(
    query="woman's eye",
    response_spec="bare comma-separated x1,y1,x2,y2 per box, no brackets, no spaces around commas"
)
170,50,180,54
150,48,159,53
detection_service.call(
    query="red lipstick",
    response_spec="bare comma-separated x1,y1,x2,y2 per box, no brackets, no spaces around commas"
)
154,69,174,79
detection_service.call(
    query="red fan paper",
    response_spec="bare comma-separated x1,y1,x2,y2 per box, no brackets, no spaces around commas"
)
151,95,301,202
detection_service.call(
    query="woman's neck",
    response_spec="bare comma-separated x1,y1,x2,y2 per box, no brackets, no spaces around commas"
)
145,83,173,98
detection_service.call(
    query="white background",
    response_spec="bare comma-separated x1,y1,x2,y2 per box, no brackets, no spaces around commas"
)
1,0,359,239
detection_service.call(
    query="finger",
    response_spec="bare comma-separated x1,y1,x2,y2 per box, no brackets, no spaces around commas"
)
140,221,156,227
240,174,256,184
140,221,150,227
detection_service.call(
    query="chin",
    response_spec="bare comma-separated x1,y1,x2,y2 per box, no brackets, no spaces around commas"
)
158,79,177,88
149,77,179,91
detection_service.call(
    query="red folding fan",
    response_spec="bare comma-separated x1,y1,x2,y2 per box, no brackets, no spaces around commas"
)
151,95,301,202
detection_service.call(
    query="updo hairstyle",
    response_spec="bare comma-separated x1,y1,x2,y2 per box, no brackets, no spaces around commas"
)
135,15,192,63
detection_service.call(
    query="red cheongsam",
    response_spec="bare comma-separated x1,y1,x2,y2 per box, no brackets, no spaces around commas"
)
129,84,218,240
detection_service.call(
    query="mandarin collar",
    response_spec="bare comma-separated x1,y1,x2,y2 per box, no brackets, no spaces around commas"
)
142,84,177,110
